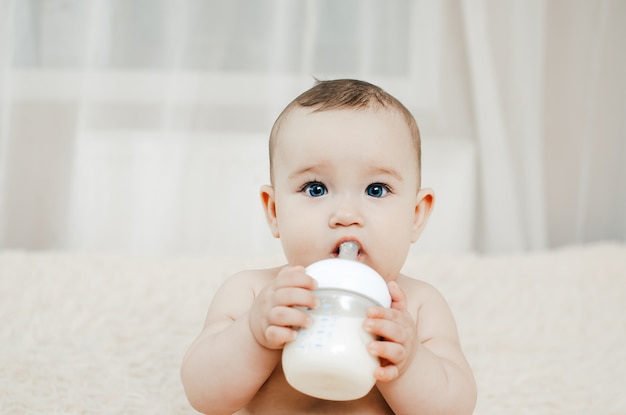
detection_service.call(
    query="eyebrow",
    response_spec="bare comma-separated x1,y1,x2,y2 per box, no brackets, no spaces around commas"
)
288,164,326,180
367,166,404,181
288,164,403,182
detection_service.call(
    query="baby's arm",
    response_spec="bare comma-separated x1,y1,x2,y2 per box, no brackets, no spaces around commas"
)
180,266,317,415
366,280,476,415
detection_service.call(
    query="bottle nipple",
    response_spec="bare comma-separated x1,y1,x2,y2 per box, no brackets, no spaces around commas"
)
338,241,360,261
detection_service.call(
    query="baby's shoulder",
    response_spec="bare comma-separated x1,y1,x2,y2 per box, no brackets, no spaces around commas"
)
204,266,283,327
218,266,282,294
397,273,441,297
397,274,451,312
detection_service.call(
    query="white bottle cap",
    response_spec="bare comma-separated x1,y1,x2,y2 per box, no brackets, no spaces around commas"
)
305,258,391,307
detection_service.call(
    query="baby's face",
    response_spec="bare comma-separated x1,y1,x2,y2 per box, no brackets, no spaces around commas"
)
267,107,424,281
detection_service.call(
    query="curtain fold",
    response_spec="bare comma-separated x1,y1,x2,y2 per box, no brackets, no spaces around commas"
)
0,0,624,255
461,0,625,252
541,0,626,247
461,0,536,252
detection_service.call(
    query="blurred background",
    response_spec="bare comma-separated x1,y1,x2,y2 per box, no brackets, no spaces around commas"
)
0,0,624,257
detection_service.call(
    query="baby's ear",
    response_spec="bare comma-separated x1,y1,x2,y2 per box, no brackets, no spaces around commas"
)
260,185,280,238
411,188,434,243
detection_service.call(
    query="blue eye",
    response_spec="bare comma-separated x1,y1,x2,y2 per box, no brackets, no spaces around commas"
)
303,182,327,197
366,183,389,198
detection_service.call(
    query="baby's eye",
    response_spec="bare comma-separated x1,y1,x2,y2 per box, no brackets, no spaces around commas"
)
302,182,328,197
365,183,390,198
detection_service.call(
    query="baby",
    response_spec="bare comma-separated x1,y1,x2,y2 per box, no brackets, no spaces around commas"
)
181,79,476,414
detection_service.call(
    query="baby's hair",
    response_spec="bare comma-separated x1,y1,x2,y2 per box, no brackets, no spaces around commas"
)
269,79,421,183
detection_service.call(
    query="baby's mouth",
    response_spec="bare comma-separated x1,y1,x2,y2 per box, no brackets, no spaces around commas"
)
333,240,362,260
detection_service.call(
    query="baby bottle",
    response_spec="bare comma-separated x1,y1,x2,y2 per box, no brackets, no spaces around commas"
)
282,241,392,401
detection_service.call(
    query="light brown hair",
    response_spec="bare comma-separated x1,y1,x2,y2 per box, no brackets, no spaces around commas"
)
269,79,422,183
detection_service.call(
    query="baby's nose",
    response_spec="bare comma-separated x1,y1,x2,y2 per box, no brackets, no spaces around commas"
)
329,198,364,227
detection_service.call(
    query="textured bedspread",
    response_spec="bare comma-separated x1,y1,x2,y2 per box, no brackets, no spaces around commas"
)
1,243,625,414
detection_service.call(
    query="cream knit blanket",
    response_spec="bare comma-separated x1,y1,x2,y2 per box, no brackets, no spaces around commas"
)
1,244,625,414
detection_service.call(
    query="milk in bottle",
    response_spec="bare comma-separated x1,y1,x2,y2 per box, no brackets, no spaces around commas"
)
282,242,392,401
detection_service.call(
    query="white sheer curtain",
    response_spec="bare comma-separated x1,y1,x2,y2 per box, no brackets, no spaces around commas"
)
462,0,626,252
0,0,624,256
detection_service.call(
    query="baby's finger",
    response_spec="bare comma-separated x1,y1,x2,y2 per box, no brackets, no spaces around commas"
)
274,286,319,310
264,324,299,348
266,305,313,329
374,364,399,383
364,310,409,344
275,266,317,290
368,340,407,366
366,305,397,321
387,281,407,311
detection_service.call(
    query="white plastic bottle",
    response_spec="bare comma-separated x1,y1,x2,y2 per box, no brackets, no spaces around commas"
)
282,242,392,401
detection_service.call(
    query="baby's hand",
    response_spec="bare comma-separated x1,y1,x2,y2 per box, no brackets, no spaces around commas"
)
248,265,318,350
364,281,417,382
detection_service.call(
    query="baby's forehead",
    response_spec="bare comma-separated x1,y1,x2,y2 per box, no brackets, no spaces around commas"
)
269,104,420,182
278,107,417,160
276,105,408,139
